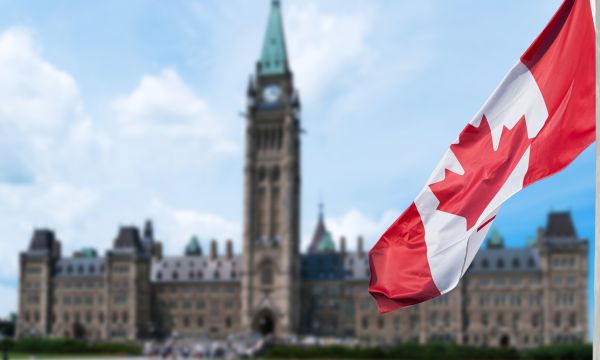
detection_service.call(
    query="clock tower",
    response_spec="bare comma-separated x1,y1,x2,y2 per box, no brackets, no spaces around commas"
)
241,0,301,337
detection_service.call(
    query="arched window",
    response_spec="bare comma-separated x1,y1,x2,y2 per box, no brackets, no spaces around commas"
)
261,261,274,286
271,166,280,182
497,259,504,269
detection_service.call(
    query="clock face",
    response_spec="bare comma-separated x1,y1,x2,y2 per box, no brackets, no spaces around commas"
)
262,84,281,103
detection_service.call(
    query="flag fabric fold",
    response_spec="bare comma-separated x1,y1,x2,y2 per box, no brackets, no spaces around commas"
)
369,0,595,313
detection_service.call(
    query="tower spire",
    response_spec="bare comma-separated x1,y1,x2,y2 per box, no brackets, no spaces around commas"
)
259,0,288,75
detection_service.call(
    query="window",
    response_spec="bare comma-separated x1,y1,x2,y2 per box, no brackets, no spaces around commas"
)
482,259,489,269
569,313,577,327
512,258,520,268
362,316,369,329
378,317,384,329
497,259,504,269
554,313,561,327
197,316,204,327
443,312,451,327
261,261,274,286
225,316,232,328
482,313,488,327
532,313,540,328
394,317,401,330
497,313,504,327
430,312,437,326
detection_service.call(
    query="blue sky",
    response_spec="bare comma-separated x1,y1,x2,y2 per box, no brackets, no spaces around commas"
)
0,0,593,335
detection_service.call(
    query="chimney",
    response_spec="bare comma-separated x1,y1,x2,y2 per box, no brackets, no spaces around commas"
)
154,242,163,260
211,239,218,259
340,236,346,256
143,219,154,240
226,240,233,259
357,236,364,257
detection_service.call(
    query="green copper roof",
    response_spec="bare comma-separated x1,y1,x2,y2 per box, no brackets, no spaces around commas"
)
259,0,288,76
318,230,336,253
77,247,98,258
487,228,505,249
526,236,538,248
185,235,202,256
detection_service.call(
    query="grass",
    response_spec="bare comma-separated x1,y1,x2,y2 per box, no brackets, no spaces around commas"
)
7,354,135,359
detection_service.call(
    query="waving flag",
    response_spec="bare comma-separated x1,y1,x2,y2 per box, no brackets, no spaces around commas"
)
369,0,595,313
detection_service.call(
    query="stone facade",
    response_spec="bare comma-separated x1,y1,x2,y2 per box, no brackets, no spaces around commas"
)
16,0,588,349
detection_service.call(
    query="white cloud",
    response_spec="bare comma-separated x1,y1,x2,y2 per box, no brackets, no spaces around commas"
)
318,208,400,252
32,183,98,223
0,27,79,133
0,26,107,184
113,68,237,155
147,199,241,257
287,2,374,102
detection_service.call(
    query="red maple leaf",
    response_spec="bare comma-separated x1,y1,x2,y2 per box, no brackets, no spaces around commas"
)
429,115,530,230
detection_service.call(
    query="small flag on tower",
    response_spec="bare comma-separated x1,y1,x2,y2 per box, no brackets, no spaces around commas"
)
369,0,595,313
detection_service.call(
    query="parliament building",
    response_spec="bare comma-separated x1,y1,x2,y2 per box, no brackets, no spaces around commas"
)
16,0,588,349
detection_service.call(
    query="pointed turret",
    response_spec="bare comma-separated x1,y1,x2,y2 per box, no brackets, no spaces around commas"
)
486,228,505,249
259,0,288,76
308,202,336,254
185,235,202,256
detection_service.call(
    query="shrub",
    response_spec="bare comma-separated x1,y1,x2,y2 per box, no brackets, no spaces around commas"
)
11,337,141,355
523,344,592,360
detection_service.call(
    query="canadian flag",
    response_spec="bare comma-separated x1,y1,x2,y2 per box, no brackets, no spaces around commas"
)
369,0,595,313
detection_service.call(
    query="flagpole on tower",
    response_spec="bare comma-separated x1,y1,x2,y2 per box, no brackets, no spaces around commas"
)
594,0,600,358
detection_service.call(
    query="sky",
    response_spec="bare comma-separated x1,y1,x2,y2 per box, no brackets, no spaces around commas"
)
0,0,594,335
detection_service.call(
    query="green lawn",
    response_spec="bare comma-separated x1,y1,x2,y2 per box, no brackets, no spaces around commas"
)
7,354,138,359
